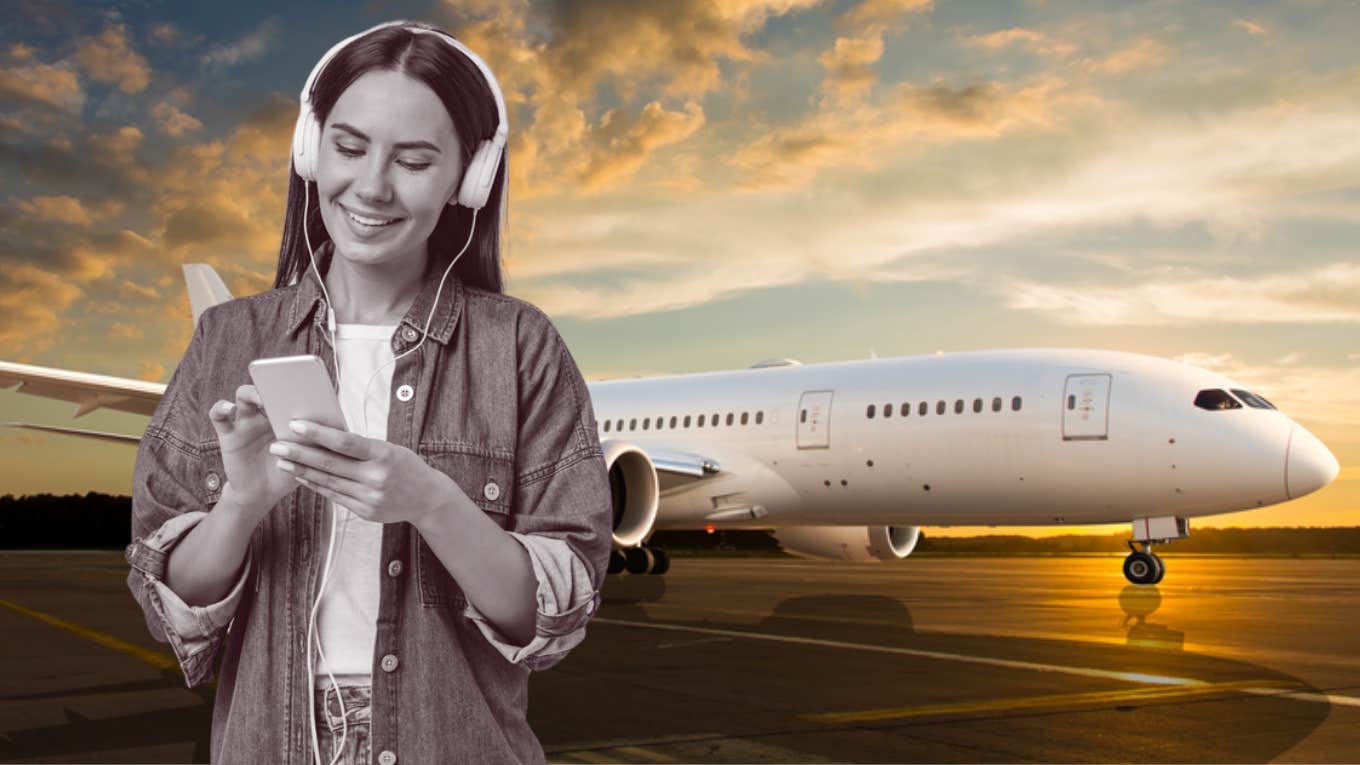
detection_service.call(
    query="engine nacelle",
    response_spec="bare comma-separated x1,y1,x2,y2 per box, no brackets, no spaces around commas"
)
772,525,921,562
601,440,660,548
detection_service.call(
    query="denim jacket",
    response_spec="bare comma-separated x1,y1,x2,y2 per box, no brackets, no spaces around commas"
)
124,243,613,764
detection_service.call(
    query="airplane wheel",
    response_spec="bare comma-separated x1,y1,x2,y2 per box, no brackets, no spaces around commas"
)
1123,551,1158,585
624,546,654,575
648,547,670,576
1149,553,1166,585
608,550,627,575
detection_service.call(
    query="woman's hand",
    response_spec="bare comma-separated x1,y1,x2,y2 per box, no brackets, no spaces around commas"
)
267,419,465,528
208,385,298,518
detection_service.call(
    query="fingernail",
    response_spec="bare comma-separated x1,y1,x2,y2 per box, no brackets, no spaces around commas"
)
269,443,290,457
276,459,294,472
289,421,307,435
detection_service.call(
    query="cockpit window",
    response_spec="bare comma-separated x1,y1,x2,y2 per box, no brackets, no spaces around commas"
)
1194,389,1242,411
1230,388,1277,410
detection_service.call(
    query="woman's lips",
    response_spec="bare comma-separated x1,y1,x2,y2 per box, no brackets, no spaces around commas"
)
339,204,404,237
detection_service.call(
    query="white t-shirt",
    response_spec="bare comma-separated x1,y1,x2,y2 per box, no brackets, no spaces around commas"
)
313,322,397,687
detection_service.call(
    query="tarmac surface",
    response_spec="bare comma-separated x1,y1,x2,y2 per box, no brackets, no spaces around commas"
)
1,553,1357,763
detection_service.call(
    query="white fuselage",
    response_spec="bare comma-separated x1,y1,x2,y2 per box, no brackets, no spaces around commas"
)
585,349,1338,529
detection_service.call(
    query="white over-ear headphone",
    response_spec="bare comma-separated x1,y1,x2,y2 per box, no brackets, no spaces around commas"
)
290,19,508,209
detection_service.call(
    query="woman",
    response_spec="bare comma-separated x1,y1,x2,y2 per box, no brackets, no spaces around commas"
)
125,20,613,765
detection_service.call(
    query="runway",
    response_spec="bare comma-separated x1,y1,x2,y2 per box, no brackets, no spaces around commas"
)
1,553,1356,763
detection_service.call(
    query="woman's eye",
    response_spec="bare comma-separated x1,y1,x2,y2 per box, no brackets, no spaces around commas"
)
399,161,431,172
335,145,363,157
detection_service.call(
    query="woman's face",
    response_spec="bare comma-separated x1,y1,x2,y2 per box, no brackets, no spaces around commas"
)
316,69,464,270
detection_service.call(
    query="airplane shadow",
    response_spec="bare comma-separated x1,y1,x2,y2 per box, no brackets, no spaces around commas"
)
526,572,1331,764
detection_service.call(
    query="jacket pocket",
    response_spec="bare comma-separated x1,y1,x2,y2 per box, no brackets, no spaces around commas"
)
415,448,515,607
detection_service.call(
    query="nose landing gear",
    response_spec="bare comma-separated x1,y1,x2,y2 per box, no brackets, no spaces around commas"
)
1123,542,1165,586
1123,516,1187,585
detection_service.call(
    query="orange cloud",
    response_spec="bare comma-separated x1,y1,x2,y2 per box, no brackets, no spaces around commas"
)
73,24,150,94
16,195,94,226
151,101,203,137
1083,37,1167,76
580,101,706,190
0,61,83,111
964,27,1077,57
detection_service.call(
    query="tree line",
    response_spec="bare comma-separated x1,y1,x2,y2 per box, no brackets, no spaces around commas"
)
1,493,1356,554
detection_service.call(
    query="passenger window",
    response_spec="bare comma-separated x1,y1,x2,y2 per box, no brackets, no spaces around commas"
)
684,415,692,427
800,409,806,423
936,400,945,415
740,412,749,425
919,401,928,416
756,411,763,424
1067,394,1075,410
643,418,650,430
1194,389,1242,410
972,398,982,413
954,399,964,414
726,412,734,426
604,421,611,432
629,418,636,430
902,402,910,416
698,414,705,427
992,397,1001,412
867,404,876,418
885,403,893,417
670,416,678,428
1011,396,1022,411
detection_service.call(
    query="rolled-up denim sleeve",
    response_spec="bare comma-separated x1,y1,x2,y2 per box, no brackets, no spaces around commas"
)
125,306,248,688
462,311,612,671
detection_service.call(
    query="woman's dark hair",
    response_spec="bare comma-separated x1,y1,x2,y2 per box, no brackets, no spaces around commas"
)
273,23,506,293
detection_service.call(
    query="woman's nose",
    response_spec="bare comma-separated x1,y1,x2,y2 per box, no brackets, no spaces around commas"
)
353,155,393,204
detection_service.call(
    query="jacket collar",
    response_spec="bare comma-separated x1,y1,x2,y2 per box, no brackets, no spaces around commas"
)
286,239,464,345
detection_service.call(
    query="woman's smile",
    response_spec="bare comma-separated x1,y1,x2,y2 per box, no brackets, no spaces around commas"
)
338,202,405,238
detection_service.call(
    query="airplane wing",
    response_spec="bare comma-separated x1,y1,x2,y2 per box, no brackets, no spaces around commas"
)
0,263,231,432
0,361,165,417
634,444,722,492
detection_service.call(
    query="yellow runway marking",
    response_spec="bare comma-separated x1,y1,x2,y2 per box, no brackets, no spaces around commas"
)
613,745,678,762
0,598,176,671
593,617,1199,686
554,751,622,763
802,680,1298,724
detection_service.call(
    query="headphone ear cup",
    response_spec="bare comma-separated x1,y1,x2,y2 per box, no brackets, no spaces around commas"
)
456,140,502,209
292,105,320,182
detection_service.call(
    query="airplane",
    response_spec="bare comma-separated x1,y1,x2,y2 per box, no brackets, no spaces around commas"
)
1,266,1341,586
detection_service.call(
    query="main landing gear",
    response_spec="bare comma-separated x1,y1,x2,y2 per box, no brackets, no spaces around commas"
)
1123,516,1189,586
609,545,670,576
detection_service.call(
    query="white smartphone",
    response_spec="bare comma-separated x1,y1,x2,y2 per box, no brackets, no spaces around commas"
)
247,355,349,441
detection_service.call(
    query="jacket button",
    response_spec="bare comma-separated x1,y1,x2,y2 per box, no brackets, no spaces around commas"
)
205,472,221,492
483,481,500,501
381,653,399,672
395,384,414,402
401,326,419,342
378,751,397,765
387,560,403,577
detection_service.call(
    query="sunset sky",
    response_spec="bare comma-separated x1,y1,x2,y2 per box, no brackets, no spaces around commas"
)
1,0,1355,534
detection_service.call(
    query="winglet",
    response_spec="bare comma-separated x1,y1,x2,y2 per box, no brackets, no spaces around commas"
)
182,264,233,327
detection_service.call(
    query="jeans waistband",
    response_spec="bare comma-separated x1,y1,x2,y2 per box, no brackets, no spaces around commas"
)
314,683,373,733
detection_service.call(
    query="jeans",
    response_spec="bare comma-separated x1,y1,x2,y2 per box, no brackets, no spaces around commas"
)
313,684,372,765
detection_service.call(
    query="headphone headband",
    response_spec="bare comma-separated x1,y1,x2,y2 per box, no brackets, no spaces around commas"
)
291,20,507,209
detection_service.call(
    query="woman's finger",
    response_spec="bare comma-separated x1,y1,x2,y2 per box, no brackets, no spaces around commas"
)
209,400,236,431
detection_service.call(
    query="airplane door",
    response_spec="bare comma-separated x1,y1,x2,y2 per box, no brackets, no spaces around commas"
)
1063,373,1111,440
797,390,833,449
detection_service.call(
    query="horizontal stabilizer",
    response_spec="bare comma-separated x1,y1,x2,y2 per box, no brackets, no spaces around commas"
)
3,422,141,445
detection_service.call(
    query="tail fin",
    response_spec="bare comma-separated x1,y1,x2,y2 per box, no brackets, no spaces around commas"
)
182,264,234,327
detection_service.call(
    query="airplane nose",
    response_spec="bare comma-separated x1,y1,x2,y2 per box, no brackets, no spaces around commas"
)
1286,424,1341,499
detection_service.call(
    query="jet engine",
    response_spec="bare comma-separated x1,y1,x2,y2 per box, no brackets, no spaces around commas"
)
602,440,660,548
771,525,921,562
